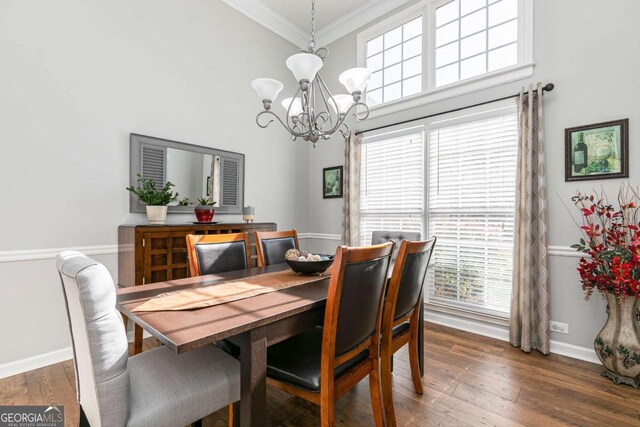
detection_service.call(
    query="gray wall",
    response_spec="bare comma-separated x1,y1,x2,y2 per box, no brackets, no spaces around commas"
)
305,0,640,350
0,0,308,369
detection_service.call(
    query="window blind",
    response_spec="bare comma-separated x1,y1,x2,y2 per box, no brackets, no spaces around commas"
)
360,128,425,246
427,112,517,316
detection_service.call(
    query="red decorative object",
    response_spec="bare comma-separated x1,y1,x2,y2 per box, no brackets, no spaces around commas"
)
571,185,640,300
194,207,215,223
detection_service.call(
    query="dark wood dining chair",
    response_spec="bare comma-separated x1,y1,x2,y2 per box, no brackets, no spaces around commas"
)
254,229,299,267
380,237,436,426
265,242,394,426
186,232,251,276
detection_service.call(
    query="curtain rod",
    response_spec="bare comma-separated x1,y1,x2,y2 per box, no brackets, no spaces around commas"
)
355,83,555,136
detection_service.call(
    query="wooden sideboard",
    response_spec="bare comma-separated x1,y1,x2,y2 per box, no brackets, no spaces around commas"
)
118,222,277,287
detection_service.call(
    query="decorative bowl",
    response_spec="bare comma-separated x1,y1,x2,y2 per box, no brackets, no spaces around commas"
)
286,255,334,275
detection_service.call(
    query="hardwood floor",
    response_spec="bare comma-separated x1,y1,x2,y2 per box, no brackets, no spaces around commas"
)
2,322,639,426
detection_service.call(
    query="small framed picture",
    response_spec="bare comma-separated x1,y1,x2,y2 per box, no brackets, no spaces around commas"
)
565,119,628,181
323,166,343,199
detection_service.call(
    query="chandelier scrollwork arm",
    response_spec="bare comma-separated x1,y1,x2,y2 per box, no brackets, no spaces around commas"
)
250,0,371,146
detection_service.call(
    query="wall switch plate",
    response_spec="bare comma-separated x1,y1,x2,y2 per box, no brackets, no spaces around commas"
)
550,321,569,335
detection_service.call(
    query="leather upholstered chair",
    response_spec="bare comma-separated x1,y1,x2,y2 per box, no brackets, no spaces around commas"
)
371,230,421,262
56,251,240,427
380,237,436,426
254,229,299,267
265,242,394,426
186,232,251,276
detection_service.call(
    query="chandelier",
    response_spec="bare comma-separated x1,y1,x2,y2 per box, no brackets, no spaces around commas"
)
251,0,371,146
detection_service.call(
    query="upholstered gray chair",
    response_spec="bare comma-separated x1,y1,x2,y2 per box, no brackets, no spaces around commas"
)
371,230,422,262
56,251,240,427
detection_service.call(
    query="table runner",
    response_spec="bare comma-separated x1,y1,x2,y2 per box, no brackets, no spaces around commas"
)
132,269,328,312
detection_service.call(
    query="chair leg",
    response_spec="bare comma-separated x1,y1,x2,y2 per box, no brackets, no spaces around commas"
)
134,324,143,354
320,402,335,427
369,359,386,427
381,350,396,427
408,327,423,395
227,403,234,427
79,405,90,427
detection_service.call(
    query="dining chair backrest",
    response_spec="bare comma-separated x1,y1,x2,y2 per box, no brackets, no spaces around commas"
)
371,231,421,261
388,238,437,320
186,233,251,276
324,243,394,360
254,229,299,267
56,251,130,427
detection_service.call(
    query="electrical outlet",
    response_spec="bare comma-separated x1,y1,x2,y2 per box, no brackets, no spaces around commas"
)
550,321,569,335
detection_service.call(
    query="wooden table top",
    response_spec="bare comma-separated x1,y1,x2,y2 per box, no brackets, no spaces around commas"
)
116,263,330,353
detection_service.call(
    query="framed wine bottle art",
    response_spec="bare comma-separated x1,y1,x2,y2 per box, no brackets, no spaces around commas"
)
565,119,629,181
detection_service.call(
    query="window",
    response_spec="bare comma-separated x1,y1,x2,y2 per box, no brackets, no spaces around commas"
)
365,16,423,105
435,0,518,87
357,0,532,115
359,128,425,246
426,108,517,316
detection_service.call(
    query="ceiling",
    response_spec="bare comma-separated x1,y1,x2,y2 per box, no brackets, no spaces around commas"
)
221,0,412,48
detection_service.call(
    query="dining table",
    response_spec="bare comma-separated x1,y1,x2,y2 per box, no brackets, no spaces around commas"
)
116,262,424,427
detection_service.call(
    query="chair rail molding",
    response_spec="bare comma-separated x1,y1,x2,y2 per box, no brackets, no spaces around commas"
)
297,233,342,241
547,245,582,258
0,245,119,263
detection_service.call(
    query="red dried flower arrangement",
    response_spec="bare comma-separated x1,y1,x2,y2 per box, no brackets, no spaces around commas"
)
571,185,640,300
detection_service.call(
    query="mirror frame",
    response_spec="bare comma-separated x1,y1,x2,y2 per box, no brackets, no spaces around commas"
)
129,133,245,214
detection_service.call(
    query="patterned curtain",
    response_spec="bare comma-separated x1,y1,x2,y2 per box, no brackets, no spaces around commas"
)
510,83,550,354
341,133,362,246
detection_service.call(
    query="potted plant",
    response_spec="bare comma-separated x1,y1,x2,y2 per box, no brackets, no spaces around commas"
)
126,174,179,224
194,197,217,223
571,185,640,388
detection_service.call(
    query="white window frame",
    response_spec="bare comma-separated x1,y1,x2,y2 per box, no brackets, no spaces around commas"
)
423,100,517,320
357,99,517,324
357,0,533,119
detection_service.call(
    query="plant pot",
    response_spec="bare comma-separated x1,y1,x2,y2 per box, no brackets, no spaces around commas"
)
194,206,215,223
146,205,168,225
594,292,640,388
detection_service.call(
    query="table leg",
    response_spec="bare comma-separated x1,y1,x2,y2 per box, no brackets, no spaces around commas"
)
232,328,267,427
418,297,424,377
134,324,143,355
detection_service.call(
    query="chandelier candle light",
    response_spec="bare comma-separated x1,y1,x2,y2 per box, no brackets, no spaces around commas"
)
251,0,371,146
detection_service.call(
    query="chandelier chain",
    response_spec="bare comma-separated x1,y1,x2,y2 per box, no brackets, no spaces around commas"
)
310,0,316,46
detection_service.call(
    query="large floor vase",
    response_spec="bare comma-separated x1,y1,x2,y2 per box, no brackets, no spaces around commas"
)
594,293,640,387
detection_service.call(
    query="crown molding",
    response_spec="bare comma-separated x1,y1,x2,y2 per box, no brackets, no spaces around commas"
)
315,0,414,47
222,0,415,49
221,0,309,48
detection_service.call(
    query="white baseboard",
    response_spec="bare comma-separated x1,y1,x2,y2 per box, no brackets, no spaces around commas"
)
0,347,74,379
425,309,599,364
0,330,152,379
425,310,510,341
549,339,600,364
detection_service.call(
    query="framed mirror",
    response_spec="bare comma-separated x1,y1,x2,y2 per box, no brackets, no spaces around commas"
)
129,134,245,214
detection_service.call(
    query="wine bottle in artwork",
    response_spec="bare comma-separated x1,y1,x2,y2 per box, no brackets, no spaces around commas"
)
573,132,588,174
